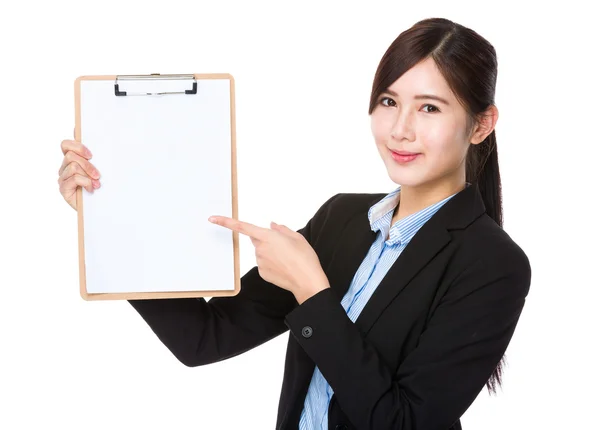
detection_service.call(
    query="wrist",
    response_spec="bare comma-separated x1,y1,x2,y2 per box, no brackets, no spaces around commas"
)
294,282,330,305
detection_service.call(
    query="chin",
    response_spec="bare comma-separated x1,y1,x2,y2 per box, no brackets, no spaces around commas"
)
389,176,423,188
383,162,424,187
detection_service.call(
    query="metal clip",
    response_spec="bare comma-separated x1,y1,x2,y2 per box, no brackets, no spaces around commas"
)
114,73,197,96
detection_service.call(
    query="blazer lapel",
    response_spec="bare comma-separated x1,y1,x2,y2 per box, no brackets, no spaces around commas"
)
354,220,450,334
324,210,379,304
325,183,487,335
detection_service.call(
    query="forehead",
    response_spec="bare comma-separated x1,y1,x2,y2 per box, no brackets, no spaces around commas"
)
385,57,454,102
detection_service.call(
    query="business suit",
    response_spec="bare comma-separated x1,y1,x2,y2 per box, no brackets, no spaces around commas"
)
129,182,531,430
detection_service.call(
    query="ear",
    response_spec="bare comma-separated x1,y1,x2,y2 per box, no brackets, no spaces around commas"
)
470,104,499,145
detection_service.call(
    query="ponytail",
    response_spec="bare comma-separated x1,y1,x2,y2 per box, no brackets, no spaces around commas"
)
466,128,505,394
467,129,503,228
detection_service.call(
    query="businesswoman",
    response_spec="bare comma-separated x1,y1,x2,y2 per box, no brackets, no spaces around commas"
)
57,17,531,430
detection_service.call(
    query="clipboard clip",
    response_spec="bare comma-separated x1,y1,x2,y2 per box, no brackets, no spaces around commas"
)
114,73,197,96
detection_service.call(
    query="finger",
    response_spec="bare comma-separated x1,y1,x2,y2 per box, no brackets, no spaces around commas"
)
209,216,267,239
58,162,100,192
271,222,297,236
58,149,100,179
58,163,100,194
59,172,96,194
61,138,92,159
270,221,286,230
270,222,283,233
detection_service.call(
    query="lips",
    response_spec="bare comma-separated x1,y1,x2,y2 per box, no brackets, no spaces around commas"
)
391,150,420,156
390,149,421,164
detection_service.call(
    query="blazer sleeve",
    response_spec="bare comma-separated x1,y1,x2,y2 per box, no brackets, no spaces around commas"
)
283,242,532,430
128,193,342,367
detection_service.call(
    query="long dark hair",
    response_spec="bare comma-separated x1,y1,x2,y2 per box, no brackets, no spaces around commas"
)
368,17,504,395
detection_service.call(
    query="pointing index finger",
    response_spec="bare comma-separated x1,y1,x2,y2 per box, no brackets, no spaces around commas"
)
209,216,267,239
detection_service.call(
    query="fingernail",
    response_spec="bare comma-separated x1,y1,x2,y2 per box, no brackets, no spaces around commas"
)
208,216,216,222
93,169,100,178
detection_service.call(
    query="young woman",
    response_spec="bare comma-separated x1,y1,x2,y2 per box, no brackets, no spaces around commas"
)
57,17,531,430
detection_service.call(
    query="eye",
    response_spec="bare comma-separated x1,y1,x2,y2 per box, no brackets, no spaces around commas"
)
422,104,440,113
379,96,396,107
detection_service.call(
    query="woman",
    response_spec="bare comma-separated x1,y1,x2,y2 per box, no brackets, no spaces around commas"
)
57,17,531,430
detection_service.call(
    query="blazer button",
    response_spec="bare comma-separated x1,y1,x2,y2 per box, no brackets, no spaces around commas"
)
335,425,348,430
301,326,313,338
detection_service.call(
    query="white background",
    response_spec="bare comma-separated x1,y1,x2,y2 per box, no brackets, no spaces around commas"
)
1,1,598,429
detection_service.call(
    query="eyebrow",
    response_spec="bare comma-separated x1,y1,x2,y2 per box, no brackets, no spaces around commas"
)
382,89,450,106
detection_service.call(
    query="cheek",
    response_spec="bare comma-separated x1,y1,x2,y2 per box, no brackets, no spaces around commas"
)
419,121,464,155
370,115,389,144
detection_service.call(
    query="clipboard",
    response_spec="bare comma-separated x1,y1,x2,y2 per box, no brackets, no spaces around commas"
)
74,73,240,301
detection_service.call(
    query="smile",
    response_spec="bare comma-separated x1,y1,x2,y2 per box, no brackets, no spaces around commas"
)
390,150,421,163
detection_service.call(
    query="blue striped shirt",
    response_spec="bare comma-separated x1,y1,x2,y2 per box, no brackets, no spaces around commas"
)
299,184,464,429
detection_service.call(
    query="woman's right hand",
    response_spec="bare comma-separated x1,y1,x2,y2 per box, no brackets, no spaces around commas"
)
58,130,102,211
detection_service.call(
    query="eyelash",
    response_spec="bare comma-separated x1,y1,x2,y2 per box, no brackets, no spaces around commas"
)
378,96,440,113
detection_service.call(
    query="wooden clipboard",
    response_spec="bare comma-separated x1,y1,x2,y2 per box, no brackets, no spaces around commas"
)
74,73,240,301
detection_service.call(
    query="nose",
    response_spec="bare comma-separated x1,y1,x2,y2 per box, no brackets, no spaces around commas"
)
390,110,415,141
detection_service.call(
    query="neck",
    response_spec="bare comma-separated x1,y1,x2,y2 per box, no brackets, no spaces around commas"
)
393,176,467,223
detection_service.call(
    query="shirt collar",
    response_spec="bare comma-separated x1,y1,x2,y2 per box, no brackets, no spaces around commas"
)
368,183,469,246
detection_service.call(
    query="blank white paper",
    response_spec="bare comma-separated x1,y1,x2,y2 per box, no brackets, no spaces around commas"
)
80,77,235,294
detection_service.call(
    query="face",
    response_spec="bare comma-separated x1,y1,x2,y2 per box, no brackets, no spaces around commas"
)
370,57,477,190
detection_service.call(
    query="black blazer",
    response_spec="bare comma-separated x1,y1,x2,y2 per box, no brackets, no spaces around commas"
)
129,183,531,430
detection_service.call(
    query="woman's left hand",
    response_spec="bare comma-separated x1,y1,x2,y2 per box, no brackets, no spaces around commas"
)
208,215,330,304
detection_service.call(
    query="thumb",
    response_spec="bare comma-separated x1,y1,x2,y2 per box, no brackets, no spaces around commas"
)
271,222,295,235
